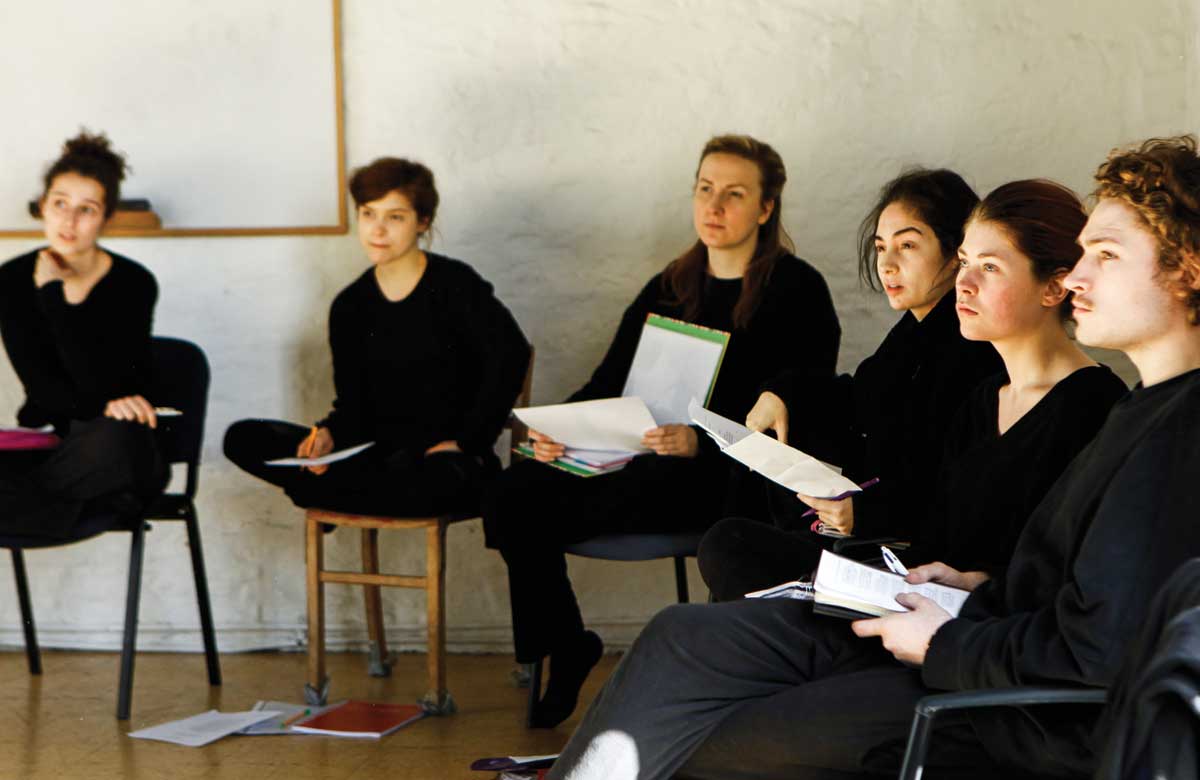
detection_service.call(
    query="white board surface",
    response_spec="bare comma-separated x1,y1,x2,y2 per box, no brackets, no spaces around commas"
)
0,0,340,231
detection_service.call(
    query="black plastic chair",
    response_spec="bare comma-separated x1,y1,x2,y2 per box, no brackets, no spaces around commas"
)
524,531,703,728
3,336,221,719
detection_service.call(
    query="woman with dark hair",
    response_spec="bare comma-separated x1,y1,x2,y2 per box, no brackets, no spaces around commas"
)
700,168,1003,600
223,157,530,522
700,179,1128,601
0,131,165,538
483,134,841,728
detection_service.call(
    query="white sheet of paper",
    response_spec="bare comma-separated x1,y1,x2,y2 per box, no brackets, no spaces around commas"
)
687,399,753,448
721,431,859,499
513,397,657,452
622,320,726,425
815,550,970,617
265,441,374,467
128,709,281,747
0,424,54,434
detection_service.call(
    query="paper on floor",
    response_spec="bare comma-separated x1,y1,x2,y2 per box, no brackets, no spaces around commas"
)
128,709,281,747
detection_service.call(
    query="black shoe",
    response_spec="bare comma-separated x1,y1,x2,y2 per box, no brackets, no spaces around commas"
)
529,630,603,728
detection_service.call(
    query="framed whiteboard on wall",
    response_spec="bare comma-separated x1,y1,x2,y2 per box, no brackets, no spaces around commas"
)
0,0,346,238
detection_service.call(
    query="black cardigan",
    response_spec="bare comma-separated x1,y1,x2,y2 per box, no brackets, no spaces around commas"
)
765,291,1003,538
0,248,157,431
924,368,1200,776
317,253,530,459
569,254,841,427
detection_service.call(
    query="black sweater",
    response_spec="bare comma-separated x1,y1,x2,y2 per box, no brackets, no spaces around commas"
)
912,365,1128,574
317,253,531,459
924,367,1200,776
0,249,157,431
765,291,1003,539
568,254,841,427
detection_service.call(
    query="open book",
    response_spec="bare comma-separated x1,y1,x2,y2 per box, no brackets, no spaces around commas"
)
746,550,970,620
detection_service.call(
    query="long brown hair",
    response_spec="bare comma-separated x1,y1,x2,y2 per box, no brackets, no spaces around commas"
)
661,134,792,329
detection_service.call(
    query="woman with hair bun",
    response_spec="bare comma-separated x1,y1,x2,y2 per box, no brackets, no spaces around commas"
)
223,157,530,530
0,131,165,538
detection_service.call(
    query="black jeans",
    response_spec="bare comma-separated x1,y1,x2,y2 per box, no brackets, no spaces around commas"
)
483,452,732,663
546,599,999,780
222,418,490,517
0,417,165,539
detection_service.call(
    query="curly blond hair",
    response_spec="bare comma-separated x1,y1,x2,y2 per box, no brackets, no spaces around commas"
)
1093,135,1200,325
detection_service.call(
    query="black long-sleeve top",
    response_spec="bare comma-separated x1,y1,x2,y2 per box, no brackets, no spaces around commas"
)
0,248,157,431
923,368,1200,776
317,253,531,459
909,365,1128,574
568,254,841,430
764,291,1003,539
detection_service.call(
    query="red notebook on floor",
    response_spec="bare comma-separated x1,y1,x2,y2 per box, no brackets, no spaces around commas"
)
291,700,424,738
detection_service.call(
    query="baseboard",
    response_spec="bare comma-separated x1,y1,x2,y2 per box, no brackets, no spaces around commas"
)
0,619,649,654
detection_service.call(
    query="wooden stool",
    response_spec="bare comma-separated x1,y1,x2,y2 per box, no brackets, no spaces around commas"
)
304,509,470,714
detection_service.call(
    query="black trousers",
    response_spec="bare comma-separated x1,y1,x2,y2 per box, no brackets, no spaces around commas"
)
699,516,830,601
483,453,731,664
0,417,165,539
546,599,1000,780
222,419,489,517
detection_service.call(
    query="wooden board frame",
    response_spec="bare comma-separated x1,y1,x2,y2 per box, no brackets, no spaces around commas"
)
0,0,347,239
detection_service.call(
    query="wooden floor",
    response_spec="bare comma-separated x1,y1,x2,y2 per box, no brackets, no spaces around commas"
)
0,649,619,780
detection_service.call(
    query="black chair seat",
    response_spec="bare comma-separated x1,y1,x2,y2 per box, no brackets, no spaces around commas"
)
565,531,706,561
0,512,137,549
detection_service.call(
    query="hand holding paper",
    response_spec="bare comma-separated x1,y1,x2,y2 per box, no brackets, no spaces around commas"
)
690,402,860,499
513,397,657,453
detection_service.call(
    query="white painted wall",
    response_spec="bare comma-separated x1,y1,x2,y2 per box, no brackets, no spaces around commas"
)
0,0,1193,655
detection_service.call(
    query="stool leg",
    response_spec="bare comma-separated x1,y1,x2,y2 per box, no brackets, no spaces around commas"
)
419,521,455,715
361,528,391,677
305,513,329,706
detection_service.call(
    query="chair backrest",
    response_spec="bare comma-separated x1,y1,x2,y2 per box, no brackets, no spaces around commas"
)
147,337,210,495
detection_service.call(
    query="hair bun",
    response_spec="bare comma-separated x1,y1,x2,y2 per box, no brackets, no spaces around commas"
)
61,130,128,180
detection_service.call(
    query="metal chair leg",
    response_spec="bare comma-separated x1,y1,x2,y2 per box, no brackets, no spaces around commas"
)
12,549,41,675
117,524,147,720
184,511,222,686
673,556,689,603
525,658,544,728
899,706,935,780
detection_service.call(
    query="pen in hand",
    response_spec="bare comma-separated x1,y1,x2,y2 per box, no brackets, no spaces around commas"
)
800,477,881,519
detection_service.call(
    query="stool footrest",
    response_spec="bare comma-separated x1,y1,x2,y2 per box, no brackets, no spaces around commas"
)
320,570,426,588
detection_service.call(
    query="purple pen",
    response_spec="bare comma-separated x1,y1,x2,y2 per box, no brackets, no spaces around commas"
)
800,477,881,519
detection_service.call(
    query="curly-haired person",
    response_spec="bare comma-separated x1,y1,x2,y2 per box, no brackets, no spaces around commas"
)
539,136,1200,780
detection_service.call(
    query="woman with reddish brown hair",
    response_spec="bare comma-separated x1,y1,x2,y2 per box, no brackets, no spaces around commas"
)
700,179,1129,602
223,157,530,524
483,134,841,728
